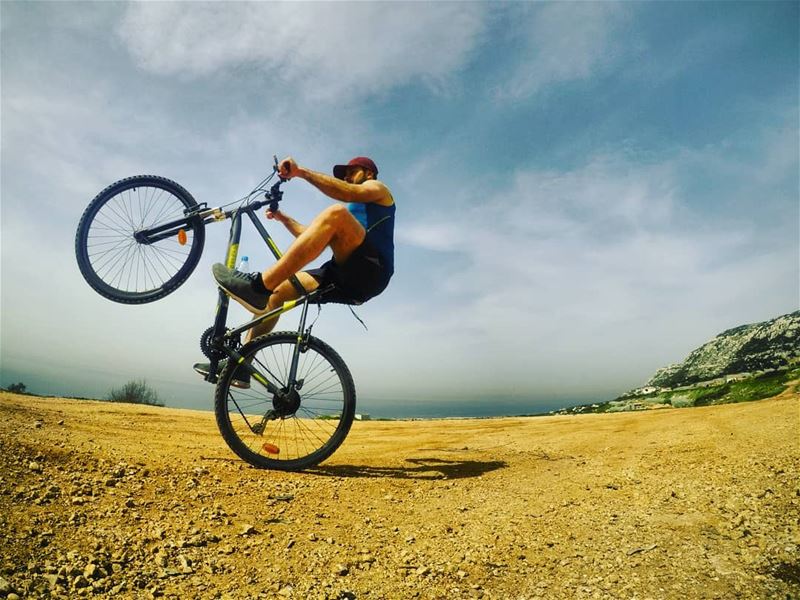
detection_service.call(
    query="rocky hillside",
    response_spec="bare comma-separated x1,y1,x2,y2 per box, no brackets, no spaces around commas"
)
646,311,799,389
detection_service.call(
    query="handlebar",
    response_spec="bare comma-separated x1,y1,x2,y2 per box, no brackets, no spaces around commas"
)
267,155,287,212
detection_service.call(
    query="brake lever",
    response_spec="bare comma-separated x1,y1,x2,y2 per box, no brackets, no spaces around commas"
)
262,155,287,212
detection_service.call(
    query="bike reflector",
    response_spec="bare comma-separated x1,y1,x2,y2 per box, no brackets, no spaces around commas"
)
177,229,187,246
262,443,280,455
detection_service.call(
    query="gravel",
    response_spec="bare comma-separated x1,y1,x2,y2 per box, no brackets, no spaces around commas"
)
1,390,798,599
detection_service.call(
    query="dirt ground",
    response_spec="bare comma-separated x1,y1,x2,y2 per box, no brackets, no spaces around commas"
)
0,388,798,600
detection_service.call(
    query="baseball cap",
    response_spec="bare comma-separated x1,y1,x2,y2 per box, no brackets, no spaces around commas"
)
333,157,379,180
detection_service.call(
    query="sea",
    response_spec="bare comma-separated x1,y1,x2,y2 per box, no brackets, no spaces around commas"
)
352,396,582,420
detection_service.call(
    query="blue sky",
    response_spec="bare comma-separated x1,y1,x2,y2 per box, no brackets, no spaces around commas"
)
1,1,798,414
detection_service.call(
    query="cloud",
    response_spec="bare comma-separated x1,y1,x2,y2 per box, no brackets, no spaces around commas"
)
117,3,487,102
392,145,796,392
496,3,634,100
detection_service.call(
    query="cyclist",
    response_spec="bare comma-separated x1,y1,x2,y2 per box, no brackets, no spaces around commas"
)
194,156,396,387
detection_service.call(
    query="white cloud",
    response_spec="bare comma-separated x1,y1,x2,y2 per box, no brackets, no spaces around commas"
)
496,3,634,100
117,2,487,102
393,148,796,393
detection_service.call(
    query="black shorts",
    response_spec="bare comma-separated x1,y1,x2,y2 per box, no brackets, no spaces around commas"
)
306,237,392,305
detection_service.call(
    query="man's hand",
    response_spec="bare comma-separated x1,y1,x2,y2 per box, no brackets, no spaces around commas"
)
278,157,300,179
266,209,289,223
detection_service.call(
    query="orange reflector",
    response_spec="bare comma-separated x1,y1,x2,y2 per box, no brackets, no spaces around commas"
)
262,443,280,455
177,229,187,245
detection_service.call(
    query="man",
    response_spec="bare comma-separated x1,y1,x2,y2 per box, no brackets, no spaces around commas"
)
194,155,395,387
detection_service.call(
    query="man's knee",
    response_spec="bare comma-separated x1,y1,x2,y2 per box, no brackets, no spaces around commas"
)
321,203,352,225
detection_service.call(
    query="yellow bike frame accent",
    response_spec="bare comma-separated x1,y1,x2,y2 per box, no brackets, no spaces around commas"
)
225,243,239,269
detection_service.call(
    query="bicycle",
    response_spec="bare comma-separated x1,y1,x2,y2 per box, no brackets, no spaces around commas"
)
75,157,356,471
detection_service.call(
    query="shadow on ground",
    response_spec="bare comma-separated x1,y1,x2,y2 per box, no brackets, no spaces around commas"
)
308,457,507,480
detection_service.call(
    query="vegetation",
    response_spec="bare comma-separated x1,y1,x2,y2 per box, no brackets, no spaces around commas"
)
107,379,163,407
4,382,27,394
559,367,798,416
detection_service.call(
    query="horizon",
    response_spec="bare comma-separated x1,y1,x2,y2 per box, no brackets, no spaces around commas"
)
2,2,798,415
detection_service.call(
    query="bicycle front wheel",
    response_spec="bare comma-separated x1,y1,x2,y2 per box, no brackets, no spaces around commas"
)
75,175,205,304
215,332,356,471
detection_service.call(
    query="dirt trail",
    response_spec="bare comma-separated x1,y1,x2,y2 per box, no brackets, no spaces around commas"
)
0,391,798,599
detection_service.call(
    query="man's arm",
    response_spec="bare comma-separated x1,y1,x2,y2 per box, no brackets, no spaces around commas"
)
298,168,391,205
266,210,306,238
279,157,393,206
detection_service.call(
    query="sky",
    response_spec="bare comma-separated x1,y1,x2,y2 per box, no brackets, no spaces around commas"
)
1,1,798,416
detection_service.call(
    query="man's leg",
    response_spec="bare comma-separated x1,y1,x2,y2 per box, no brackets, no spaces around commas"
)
193,271,321,386
214,204,363,314
260,204,365,291
245,272,319,343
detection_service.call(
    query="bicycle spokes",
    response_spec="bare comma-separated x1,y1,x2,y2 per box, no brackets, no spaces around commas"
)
215,332,355,470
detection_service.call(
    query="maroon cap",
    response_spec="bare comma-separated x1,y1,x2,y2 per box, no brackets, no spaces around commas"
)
333,156,379,180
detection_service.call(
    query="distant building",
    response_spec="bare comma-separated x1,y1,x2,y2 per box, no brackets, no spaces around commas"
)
355,414,371,421
725,373,751,383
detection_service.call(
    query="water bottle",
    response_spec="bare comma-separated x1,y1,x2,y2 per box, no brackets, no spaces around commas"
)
238,255,249,272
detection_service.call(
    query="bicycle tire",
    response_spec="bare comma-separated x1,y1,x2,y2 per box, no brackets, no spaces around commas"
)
75,175,205,304
215,332,356,471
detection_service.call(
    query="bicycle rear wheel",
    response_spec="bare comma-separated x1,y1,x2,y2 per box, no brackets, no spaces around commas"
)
215,332,356,471
75,175,205,304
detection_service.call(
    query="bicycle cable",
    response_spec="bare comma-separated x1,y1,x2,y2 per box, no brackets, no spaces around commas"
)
216,169,279,213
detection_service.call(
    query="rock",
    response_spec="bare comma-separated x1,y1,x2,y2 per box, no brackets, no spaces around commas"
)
646,311,800,388
0,575,11,593
240,524,256,536
178,555,193,573
335,564,349,576
84,563,99,579
29,461,43,473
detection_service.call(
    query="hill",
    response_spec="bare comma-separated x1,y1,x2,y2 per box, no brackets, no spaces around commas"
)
557,311,800,416
1,390,798,599
647,310,799,389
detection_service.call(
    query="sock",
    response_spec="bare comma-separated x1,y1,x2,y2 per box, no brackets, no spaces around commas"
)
252,276,271,296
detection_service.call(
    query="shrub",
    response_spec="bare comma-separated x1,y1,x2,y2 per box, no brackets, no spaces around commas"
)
5,382,26,394
107,379,163,407
669,395,694,408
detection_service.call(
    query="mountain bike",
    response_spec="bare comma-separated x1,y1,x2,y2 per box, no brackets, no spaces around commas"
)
75,158,356,471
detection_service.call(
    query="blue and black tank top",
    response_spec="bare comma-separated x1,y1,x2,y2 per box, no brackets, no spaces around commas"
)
348,201,395,274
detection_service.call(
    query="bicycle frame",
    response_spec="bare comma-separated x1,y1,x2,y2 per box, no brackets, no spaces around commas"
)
135,184,332,391
206,202,334,390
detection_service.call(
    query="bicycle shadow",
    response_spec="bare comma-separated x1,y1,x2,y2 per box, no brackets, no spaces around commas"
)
307,457,507,480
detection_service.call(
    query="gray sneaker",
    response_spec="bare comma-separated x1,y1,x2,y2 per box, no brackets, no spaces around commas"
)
193,360,251,389
212,263,269,313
